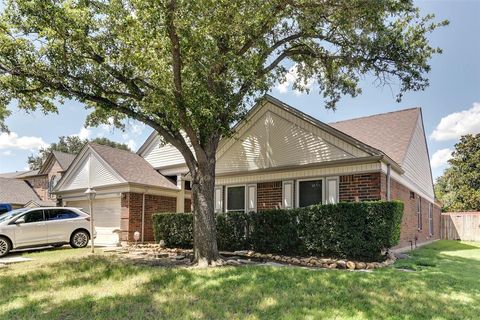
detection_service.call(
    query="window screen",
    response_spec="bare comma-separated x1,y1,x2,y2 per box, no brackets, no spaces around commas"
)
227,186,245,211
298,180,323,207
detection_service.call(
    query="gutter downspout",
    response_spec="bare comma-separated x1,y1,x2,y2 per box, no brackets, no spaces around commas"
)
386,164,392,201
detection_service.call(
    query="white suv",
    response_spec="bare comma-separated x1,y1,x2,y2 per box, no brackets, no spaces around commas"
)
0,207,95,257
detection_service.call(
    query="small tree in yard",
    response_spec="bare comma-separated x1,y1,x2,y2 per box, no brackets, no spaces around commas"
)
0,0,446,266
435,134,480,212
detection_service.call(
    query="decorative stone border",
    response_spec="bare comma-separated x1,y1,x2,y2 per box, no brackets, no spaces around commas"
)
224,250,397,269
117,244,396,270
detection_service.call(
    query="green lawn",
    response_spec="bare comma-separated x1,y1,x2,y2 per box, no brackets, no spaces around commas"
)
0,240,479,320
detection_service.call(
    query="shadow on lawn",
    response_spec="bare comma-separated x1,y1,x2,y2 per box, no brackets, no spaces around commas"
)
1,243,479,320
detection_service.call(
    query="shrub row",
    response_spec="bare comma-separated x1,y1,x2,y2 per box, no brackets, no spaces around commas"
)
152,201,403,260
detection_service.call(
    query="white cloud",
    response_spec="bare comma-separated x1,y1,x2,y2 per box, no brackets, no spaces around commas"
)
275,64,314,95
0,132,48,150
430,102,480,141
430,148,453,169
126,139,136,151
1,150,13,156
71,127,92,140
99,117,115,133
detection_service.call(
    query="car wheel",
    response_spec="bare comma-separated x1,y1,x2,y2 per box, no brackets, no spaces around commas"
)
0,237,11,258
70,230,89,248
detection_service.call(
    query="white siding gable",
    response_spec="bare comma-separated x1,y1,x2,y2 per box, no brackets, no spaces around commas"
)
216,104,364,174
401,116,435,199
61,150,123,191
141,135,191,169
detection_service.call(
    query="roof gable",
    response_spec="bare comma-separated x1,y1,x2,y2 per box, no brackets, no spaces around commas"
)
55,143,178,192
216,99,371,174
57,147,124,191
38,151,76,175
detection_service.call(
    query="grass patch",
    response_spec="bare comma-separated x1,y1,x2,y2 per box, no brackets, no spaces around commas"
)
1,241,479,319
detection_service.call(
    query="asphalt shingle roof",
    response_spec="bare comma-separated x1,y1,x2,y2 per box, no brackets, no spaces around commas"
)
329,108,421,165
0,177,40,205
89,143,178,190
52,151,76,171
0,171,28,178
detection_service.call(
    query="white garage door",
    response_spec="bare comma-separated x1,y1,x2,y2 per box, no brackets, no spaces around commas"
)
66,198,121,246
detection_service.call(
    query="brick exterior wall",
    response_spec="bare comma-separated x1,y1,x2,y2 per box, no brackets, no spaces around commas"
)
386,176,441,249
257,181,283,211
121,192,176,242
250,172,441,250
339,173,382,201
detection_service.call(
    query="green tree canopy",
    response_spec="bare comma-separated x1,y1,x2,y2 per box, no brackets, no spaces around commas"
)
28,135,130,170
435,134,480,212
0,0,446,265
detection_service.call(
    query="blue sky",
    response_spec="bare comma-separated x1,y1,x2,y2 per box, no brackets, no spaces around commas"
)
1,0,479,181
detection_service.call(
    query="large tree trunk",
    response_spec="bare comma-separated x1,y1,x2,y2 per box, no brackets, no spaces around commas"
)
190,152,221,266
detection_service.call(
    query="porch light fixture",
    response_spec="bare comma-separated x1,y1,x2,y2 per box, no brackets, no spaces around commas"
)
84,188,97,253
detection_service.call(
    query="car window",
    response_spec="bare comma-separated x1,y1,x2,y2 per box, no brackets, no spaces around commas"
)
22,210,45,223
46,209,79,221
0,208,27,223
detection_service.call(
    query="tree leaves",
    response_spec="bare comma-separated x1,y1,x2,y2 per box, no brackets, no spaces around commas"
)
435,134,480,211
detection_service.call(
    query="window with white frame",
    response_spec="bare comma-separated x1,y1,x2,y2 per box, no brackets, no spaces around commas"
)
226,186,245,211
297,179,324,207
295,177,339,208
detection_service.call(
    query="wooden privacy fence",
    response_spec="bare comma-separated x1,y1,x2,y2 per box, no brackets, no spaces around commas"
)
441,212,480,242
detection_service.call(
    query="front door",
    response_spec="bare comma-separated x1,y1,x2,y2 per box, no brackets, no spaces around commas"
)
14,210,48,247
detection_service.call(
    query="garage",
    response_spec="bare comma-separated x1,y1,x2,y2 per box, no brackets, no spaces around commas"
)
65,197,121,246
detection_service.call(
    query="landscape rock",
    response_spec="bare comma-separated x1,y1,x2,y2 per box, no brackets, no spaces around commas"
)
237,259,256,265
355,262,367,269
336,260,347,269
346,261,356,270
225,260,241,266
366,263,375,270
328,263,337,269
174,255,186,260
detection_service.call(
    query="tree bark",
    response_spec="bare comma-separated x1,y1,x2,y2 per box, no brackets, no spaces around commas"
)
190,151,221,266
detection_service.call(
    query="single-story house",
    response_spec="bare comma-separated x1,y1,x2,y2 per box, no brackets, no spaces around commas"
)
54,95,441,249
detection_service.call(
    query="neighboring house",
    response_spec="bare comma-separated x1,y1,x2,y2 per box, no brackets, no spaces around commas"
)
0,151,75,207
19,151,76,202
53,143,188,245
55,95,441,249
0,177,41,208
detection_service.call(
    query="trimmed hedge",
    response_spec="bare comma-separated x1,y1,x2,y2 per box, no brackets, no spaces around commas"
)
152,201,403,260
